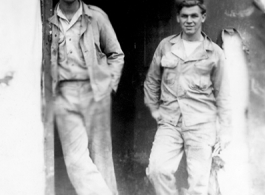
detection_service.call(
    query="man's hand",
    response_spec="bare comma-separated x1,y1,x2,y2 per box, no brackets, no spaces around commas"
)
213,132,232,155
219,132,232,151
151,110,162,122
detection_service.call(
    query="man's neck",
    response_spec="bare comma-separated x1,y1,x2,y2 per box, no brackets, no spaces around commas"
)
59,0,80,15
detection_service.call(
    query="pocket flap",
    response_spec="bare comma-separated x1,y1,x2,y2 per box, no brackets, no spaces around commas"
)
161,56,178,68
194,61,213,74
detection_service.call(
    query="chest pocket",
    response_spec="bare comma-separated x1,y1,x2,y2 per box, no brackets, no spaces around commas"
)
161,55,179,85
194,60,213,75
193,60,214,90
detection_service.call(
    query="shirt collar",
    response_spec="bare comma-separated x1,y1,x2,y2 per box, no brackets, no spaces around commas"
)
49,1,92,27
57,1,83,22
170,32,214,51
82,2,92,18
169,32,214,61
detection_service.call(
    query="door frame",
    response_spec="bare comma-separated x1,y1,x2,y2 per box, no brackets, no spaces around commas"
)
41,0,55,194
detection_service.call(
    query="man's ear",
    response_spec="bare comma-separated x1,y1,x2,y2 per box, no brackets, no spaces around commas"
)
202,13,207,23
176,15,180,23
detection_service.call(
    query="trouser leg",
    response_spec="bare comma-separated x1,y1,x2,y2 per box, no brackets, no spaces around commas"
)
55,82,113,195
183,123,217,195
81,90,118,195
147,123,184,195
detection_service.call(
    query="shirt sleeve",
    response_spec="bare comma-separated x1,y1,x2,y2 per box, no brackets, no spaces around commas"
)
212,49,232,134
98,12,124,92
144,41,164,113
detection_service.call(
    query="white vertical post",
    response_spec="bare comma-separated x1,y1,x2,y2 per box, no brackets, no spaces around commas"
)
218,29,250,195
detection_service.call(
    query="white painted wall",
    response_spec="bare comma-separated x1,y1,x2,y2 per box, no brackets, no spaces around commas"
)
0,0,45,194
218,30,250,195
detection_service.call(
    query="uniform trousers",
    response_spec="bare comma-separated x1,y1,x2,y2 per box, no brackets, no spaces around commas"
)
147,117,217,195
55,80,118,195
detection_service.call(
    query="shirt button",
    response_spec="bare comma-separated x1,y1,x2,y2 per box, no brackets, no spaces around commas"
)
69,38,71,41
69,51,72,54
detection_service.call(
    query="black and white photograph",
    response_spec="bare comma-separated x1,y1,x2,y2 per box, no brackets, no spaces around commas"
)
0,0,265,195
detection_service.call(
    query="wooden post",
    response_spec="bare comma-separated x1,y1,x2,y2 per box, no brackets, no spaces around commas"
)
41,0,55,194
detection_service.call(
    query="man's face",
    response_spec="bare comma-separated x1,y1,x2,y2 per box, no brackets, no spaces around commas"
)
177,5,206,38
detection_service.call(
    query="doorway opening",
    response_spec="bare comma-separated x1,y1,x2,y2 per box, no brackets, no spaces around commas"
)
50,0,175,194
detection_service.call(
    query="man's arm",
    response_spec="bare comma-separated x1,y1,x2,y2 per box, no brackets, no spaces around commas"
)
212,49,232,150
98,13,124,92
144,42,164,120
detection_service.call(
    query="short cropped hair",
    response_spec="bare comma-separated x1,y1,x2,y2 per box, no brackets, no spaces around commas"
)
176,0,207,14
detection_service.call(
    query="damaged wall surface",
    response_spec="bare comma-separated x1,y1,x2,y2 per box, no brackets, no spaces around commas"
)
0,0,45,195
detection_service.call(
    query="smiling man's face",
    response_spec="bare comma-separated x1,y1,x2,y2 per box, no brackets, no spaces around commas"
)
177,5,206,40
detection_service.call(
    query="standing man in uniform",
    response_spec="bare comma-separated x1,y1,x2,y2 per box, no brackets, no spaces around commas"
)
48,0,124,194
144,0,231,194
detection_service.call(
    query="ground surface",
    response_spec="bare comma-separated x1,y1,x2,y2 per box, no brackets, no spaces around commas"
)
55,154,155,195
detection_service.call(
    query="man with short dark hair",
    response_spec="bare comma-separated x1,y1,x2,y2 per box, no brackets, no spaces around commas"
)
144,0,231,194
48,0,124,194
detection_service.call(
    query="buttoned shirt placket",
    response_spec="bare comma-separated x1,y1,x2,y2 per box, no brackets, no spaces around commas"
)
57,3,89,81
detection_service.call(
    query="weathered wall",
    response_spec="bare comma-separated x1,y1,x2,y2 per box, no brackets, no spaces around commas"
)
41,0,55,194
0,0,45,194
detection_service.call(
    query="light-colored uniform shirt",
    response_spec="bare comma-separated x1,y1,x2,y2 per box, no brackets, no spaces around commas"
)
57,2,89,80
182,39,202,57
49,2,124,101
144,33,231,132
